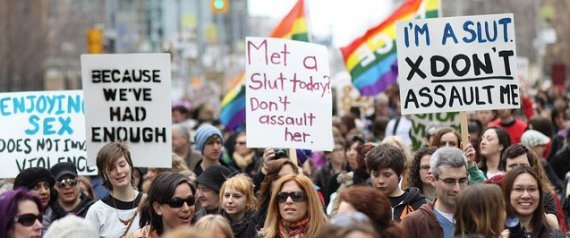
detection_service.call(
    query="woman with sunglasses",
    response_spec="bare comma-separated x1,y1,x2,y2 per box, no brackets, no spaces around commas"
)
0,188,43,238
219,174,257,238
128,172,196,238
502,165,564,237
262,174,326,238
86,142,144,237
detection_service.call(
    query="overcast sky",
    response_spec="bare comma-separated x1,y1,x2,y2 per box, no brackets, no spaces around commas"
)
247,0,395,47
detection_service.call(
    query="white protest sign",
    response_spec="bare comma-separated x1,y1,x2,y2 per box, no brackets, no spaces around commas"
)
81,54,172,168
396,14,519,114
245,37,333,151
0,90,96,178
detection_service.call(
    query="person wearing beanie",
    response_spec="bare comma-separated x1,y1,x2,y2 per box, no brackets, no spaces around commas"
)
13,167,59,234
521,129,551,159
194,165,233,221
193,124,225,176
50,162,94,218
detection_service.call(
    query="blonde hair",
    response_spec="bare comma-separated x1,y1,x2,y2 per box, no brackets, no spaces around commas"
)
262,174,326,238
381,136,412,161
219,173,257,213
194,215,235,238
162,226,215,238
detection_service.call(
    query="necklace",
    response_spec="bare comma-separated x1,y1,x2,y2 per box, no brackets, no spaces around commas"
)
111,191,138,226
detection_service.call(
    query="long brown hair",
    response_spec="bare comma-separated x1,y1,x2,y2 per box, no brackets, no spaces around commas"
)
262,174,326,238
256,159,299,212
502,166,551,238
454,184,505,237
405,147,437,191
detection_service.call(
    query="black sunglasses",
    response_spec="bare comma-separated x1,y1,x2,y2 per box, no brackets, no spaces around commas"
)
56,178,77,188
277,191,307,203
14,213,42,226
166,196,195,208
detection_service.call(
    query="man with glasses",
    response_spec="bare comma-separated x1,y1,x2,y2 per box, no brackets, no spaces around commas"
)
50,162,94,217
401,147,469,238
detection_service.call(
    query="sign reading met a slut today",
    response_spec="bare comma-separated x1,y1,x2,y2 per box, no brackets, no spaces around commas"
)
396,13,519,115
245,37,333,151
81,54,172,168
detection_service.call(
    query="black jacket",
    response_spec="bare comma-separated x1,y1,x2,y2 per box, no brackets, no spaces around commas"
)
389,187,426,222
222,211,257,238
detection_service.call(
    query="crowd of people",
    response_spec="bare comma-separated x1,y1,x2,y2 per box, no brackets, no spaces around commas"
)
2,85,570,238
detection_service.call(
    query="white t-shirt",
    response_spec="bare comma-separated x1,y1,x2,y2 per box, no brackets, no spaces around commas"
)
85,193,143,238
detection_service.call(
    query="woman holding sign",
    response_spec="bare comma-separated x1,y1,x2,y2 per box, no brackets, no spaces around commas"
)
86,142,145,237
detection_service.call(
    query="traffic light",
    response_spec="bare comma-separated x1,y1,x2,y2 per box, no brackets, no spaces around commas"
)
211,0,229,14
86,28,104,54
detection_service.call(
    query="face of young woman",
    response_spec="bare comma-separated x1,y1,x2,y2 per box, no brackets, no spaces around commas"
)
346,142,360,170
9,200,42,238
438,132,459,148
278,181,308,223
155,183,195,232
419,154,433,185
222,188,248,219
479,129,503,157
510,173,540,218
29,181,51,208
106,156,133,189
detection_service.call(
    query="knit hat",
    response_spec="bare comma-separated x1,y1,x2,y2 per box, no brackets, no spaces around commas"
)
50,162,78,181
195,165,233,192
194,124,223,154
13,167,55,190
521,130,550,148
44,215,97,238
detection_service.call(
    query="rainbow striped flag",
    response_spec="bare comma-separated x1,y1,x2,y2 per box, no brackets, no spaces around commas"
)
220,0,309,130
340,0,440,96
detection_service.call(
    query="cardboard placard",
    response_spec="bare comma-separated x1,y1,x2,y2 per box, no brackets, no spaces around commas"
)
245,37,333,151
81,54,172,168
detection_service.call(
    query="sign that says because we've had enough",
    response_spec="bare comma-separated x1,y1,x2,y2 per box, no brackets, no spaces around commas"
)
245,37,333,151
81,54,172,168
396,14,519,114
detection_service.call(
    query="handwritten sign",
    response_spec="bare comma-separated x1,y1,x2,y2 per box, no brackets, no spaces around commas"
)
410,112,460,151
81,54,172,168
396,14,519,114
245,37,333,151
0,90,96,178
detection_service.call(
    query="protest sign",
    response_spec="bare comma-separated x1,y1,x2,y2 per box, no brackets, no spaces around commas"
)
245,37,333,151
409,112,460,151
0,90,96,178
81,54,172,168
396,14,519,115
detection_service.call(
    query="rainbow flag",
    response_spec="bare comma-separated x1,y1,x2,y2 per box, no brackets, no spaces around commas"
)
220,0,309,130
341,0,440,96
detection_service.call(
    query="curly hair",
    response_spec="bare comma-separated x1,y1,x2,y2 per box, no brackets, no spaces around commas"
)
406,147,437,192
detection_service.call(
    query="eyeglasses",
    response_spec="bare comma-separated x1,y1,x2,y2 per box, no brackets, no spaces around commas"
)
14,214,42,226
277,191,307,203
166,196,195,208
56,178,77,188
436,177,468,187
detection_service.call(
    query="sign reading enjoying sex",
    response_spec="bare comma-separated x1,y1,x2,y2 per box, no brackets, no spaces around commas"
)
396,14,519,114
245,37,333,151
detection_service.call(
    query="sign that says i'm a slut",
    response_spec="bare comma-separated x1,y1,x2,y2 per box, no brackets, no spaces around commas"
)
396,14,519,114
